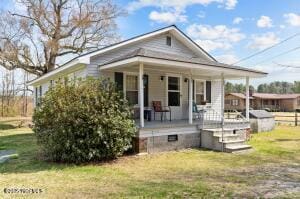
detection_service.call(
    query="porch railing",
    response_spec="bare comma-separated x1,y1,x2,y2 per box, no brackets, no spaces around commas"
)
198,108,249,129
224,109,249,129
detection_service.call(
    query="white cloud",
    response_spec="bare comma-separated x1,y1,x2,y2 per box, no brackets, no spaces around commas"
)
248,32,280,50
149,11,187,24
186,24,245,52
279,25,286,29
225,0,238,10
195,39,231,52
233,17,243,24
197,11,206,18
284,13,300,27
256,16,273,28
128,0,238,12
187,24,245,42
215,54,239,64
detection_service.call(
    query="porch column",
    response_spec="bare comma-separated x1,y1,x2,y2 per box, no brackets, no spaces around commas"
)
139,63,144,128
245,76,250,120
189,76,193,124
221,74,225,117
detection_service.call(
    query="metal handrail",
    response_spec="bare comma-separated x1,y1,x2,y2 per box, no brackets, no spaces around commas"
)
199,109,249,129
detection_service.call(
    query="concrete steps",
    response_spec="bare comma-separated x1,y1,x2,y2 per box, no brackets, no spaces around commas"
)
225,144,252,153
200,128,251,153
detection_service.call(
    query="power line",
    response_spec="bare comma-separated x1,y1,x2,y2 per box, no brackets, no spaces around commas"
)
232,32,300,65
251,46,300,67
274,62,300,69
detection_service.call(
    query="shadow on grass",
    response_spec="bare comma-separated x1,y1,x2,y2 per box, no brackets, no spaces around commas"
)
0,123,16,130
275,139,300,142
0,133,71,174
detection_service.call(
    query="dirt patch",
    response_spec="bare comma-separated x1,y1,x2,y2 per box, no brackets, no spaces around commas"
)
233,163,300,198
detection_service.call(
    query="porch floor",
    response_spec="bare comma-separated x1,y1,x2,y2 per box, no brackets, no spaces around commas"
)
135,119,250,130
135,119,197,130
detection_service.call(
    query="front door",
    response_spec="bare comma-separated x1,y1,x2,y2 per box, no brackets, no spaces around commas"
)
166,75,182,120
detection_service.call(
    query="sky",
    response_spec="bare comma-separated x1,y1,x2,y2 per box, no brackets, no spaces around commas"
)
1,0,300,87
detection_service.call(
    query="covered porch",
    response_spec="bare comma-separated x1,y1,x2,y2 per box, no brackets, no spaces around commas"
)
98,48,266,130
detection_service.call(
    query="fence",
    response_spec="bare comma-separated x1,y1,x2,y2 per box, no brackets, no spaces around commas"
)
273,112,299,126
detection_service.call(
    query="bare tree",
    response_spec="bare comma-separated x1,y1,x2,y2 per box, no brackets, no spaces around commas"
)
0,0,123,76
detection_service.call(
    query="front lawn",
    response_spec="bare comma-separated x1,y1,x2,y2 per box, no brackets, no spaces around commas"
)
0,124,299,198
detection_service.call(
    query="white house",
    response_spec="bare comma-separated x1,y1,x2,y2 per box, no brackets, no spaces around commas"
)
29,25,267,153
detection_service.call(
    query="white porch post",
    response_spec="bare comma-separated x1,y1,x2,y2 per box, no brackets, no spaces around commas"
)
221,74,225,118
246,76,250,120
189,76,193,124
139,63,144,128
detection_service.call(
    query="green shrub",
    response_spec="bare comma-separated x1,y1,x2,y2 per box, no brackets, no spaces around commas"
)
33,78,136,163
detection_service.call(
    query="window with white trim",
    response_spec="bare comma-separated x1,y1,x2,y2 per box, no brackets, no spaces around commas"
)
194,80,205,105
126,74,138,105
168,76,180,106
231,99,239,106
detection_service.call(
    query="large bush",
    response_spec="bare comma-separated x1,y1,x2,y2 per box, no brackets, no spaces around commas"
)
33,78,136,163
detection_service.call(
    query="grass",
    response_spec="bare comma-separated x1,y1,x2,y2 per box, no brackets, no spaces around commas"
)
0,123,300,198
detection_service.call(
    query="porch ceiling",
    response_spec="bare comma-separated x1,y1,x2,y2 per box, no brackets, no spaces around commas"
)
99,48,267,79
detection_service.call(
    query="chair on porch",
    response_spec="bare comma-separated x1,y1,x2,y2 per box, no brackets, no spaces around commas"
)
152,101,171,122
193,102,205,119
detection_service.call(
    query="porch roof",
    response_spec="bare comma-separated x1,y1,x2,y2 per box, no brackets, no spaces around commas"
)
99,48,267,78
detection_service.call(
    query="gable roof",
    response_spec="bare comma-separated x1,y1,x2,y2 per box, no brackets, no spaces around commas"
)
28,25,267,86
252,93,300,99
100,48,267,75
29,25,217,85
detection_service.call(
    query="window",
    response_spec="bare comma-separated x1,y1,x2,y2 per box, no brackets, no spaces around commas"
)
195,80,205,105
168,76,180,106
126,75,138,105
166,36,172,46
225,99,231,105
231,99,239,106
272,100,275,105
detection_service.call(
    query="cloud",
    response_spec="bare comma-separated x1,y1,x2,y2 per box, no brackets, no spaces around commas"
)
186,24,245,52
128,0,238,12
149,11,187,24
284,13,300,26
225,0,238,10
256,16,273,28
215,54,239,64
233,17,243,24
248,32,280,50
195,40,231,52
197,11,206,18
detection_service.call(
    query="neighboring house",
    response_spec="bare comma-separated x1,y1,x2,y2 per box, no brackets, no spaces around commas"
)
225,92,300,112
252,93,300,112
28,25,267,153
225,93,254,111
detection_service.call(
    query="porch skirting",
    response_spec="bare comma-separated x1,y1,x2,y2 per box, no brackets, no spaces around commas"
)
133,123,251,153
134,125,200,153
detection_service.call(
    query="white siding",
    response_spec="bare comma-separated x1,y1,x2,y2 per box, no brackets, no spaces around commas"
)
88,33,205,77
211,80,222,114
33,68,87,102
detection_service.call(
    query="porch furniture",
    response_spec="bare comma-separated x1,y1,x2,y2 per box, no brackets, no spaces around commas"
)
193,102,205,119
144,107,152,121
152,101,171,122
